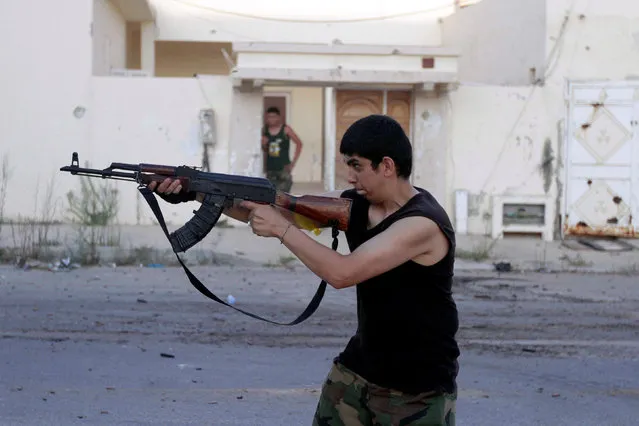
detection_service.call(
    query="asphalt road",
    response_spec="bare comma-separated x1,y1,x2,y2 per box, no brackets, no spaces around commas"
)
0,265,638,425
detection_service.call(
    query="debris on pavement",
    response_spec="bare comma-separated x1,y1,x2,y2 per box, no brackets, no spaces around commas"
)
13,256,81,272
493,261,512,272
49,257,81,272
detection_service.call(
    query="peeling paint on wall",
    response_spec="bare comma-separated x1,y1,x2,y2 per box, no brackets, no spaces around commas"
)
554,121,564,239
415,109,442,162
467,193,485,217
540,137,554,194
73,106,86,119
515,135,534,161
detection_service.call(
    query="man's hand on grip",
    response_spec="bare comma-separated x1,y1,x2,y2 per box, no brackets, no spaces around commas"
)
241,201,290,239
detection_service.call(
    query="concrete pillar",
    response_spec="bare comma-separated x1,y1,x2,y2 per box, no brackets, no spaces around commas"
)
323,87,336,191
140,21,155,75
411,89,452,212
229,86,264,177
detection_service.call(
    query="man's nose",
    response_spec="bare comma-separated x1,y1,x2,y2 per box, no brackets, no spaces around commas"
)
347,170,357,184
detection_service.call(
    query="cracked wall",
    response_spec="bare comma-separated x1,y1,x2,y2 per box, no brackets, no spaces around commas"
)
447,86,555,236
444,0,639,239
229,89,264,178
412,91,451,208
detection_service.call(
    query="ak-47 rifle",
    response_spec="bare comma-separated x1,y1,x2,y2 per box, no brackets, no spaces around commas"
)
60,152,352,326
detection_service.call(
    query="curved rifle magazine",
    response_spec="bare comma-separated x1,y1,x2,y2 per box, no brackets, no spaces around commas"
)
168,193,227,253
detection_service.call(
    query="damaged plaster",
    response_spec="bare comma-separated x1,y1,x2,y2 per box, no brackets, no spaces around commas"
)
540,137,555,194
414,108,443,181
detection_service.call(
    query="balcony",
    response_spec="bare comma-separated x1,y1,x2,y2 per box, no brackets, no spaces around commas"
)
231,42,459,91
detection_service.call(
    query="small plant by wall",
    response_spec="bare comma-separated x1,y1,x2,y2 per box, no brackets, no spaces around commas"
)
66,174,120,264
9,177,60,260
0,166,62,263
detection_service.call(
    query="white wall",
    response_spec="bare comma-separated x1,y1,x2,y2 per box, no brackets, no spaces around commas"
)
0,0,94,225
412,91,452,208
448,86,554,234
446,0,639,238
92,0,127,75
1,74,234,226
149,0,444,46
441,0,546,86
544,0,639,94
0,0,236,227
228,90,264,178
88,76,233,226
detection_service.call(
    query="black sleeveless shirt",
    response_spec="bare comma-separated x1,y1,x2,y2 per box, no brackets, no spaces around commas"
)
337,187,460,395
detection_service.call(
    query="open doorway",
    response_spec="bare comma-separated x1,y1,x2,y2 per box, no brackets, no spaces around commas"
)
263,94,289,125
262,87,324,194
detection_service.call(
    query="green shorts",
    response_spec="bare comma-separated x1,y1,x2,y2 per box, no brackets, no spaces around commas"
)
266,169,293,192
313,362,456,426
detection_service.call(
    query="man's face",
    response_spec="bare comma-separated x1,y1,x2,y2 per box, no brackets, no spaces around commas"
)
265,112,280,127
343,154,386,201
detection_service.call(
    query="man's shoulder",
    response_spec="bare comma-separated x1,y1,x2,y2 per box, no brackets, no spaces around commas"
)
388,215,440,240
411,188,454,227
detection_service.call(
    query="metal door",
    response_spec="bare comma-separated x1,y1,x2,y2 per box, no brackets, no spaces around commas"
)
564,81,639,238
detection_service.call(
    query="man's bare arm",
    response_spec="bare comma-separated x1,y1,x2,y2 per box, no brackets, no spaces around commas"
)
278,216,448,289
285,125,303,169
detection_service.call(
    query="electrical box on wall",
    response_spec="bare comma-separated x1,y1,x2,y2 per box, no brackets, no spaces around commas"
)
491,195,554,241
199,108,216,147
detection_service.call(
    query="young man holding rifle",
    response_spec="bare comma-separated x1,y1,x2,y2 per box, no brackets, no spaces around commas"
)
149,114,460,426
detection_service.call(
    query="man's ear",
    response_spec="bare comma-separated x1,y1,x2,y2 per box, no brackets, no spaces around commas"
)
381,156,396,177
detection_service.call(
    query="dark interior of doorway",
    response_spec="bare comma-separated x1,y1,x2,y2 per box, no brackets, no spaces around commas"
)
263,96,287,125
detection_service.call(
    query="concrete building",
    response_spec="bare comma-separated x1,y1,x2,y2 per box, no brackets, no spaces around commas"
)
442,0,639,241
1,0,638,242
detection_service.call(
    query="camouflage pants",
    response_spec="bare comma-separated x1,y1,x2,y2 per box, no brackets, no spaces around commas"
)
312,362,456,426
266,169,293,192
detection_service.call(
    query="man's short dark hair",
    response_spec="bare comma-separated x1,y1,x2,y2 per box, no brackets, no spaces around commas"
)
266,106,280,115
339,114,413,179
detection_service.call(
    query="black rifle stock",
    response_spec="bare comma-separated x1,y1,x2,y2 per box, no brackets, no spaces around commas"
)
59,152,351,326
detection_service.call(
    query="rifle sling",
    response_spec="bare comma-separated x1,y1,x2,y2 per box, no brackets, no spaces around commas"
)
138,186,338,326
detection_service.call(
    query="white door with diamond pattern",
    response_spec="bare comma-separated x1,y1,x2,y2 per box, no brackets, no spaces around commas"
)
564,81,639,238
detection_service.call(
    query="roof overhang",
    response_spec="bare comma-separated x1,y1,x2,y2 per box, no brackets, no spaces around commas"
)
231,42,459,91
111,0,154,21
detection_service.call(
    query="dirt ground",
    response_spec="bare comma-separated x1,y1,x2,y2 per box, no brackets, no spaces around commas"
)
0,264,638,425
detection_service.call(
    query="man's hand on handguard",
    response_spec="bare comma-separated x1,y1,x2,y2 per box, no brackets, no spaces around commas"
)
148,178,182,195
147,178,199,204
